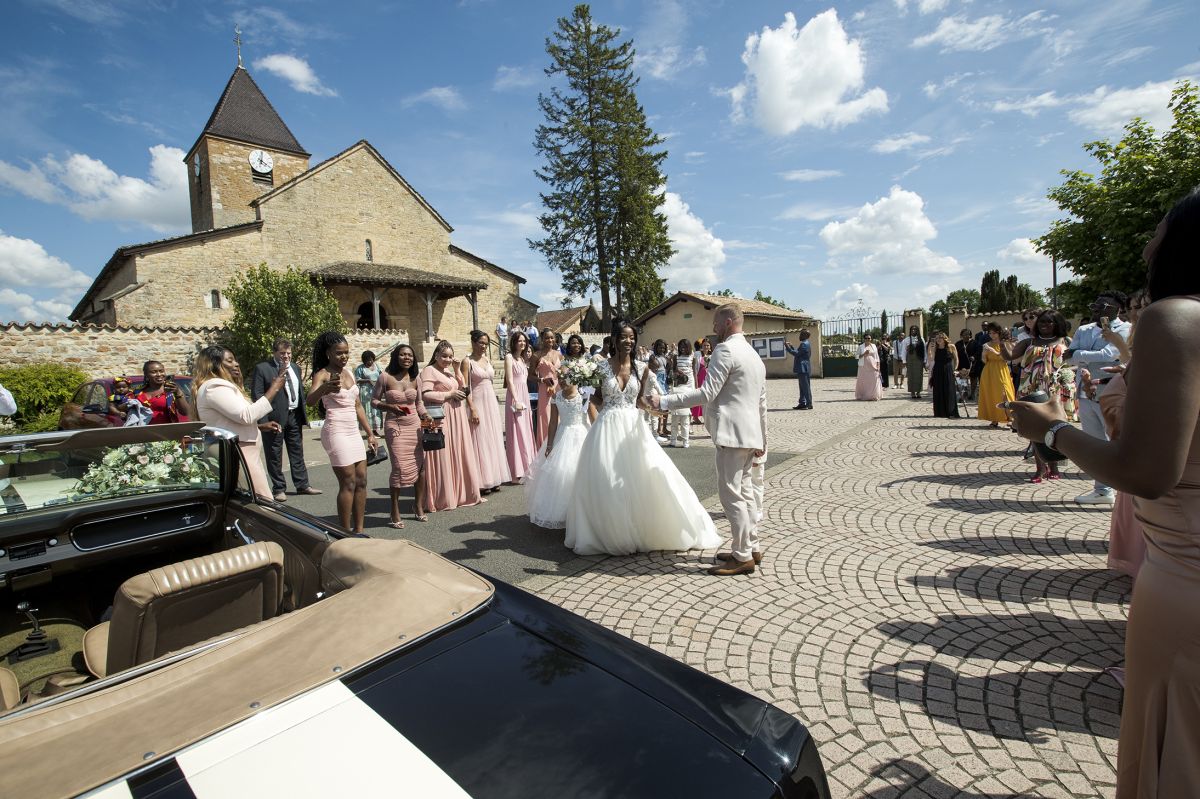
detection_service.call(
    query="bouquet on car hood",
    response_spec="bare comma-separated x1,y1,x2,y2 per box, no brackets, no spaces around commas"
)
71,440,219,498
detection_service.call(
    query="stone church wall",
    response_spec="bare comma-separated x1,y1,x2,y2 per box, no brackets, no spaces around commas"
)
191,137,309,231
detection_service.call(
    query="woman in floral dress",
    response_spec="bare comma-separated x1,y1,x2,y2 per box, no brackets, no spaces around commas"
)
1010,309,1075,482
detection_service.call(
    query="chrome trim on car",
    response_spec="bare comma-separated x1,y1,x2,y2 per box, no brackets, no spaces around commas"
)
70,501,213,552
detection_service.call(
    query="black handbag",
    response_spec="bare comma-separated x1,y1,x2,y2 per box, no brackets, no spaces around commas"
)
421,427,446,451
366,443,389,466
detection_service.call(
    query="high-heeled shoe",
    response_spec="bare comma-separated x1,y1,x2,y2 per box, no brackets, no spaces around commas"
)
1029,470,1048,484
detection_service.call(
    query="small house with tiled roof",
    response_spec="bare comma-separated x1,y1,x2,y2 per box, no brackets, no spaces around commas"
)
535,302,602,337
70,64,532,358
634,291,824,378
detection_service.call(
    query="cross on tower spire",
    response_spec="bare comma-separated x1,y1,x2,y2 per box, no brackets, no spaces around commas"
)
234,26,243,68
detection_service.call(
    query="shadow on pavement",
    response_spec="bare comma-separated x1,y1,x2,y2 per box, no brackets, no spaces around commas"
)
924,498,1111,515
918,535,1109,558
907,565,1131,605
861,759,1020,798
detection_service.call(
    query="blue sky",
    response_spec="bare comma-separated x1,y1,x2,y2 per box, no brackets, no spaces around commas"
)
1,0,1196,324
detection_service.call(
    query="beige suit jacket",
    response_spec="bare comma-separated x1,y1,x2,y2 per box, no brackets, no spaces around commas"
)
664,333,767,450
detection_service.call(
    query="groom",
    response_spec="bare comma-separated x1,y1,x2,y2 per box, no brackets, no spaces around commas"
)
660,304,768,575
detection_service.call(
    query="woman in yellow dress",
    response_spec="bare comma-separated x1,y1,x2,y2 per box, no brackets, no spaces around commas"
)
976,322,1014,428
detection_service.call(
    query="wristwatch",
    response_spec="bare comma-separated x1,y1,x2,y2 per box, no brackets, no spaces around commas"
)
1044,421,1072,450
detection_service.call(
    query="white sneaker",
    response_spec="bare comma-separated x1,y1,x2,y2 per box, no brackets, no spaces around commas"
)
755,511,764,522
655,435,669,445
1075,490,1115,505
682,442,690,449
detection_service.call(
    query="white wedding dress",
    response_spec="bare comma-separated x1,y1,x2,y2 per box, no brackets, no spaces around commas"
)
565,360,721,556
525,393,589,529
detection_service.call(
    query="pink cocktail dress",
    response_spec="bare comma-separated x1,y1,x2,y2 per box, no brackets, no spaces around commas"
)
467,358,511,490
420,365,482,512
377,372,424,488
320,383,366,467
505,357,536,482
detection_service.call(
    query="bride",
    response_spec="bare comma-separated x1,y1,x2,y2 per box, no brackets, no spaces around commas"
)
565,321,722,556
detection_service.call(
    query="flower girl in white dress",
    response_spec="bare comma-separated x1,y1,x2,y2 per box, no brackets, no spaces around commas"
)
525,380,589,529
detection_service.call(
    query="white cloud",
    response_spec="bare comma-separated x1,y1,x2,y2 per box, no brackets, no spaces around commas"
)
730,10,888,135
780,168,841,182
998,238,1047,265
683,151,706,163
990,78,1186,133
1105,46,1154,68
478,203,541,236
724,240,770,250
922,71,978,99
402,86,466,112
636,0,707,80
0,145,189,233
990,91,1066,116
778,203,859,222
912,11,1055,53
828,283,879,313
252,54,337,97
493,65,539,91
871,132,931,154
662,191,723,291
819,186,961,275
1069,80,1180,133
0,232,90,323
895,0,951,15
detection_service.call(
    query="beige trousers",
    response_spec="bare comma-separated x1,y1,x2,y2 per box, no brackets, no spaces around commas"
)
716,445,759,562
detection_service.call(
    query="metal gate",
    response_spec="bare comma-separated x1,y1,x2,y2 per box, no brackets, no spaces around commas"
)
820,303,905,375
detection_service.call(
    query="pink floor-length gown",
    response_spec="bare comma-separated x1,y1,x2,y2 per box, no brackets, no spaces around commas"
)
692,353,706,422
467,357,511,490
419,365,482,512
855,345,884,401
534,353,560,450
505,357,537,482
320,383,367,467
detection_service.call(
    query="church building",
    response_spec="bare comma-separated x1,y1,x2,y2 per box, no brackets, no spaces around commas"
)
70,64,530,356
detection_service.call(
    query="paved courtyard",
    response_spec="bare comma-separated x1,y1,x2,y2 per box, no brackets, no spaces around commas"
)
523,378,1125,799
290,376,1125,798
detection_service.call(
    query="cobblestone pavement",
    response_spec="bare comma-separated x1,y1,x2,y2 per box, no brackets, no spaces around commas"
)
524,378,1125,799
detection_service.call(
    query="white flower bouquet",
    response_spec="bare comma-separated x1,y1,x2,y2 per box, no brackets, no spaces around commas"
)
559,358,601,388
71,440,219,498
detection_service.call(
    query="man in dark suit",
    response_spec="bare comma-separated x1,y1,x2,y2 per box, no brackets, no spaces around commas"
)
969,321,990,399
784,330,813,410
252,338,320,502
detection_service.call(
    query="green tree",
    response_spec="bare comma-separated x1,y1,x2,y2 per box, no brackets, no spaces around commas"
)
0,362,89,432
923,288,978,335
224,265,346,379
980,268,1045,312
531,4,671,326
1036,81,1200,315
711,288,736,297
753,290,790,309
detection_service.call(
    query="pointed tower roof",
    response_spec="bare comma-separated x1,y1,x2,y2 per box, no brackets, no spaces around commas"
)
187,66,309,158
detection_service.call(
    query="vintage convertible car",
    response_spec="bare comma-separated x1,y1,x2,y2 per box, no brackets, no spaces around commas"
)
0,424,829,798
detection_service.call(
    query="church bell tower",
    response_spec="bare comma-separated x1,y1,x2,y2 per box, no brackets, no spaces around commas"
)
184,52,311,232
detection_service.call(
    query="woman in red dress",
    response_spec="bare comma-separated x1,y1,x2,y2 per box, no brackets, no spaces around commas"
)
134,360,192,424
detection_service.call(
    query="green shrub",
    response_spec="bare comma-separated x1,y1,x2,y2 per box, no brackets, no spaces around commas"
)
0,363,90,430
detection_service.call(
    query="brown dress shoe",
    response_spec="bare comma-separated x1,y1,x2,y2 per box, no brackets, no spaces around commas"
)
716,551,763,565
708,559,756,576
273,492,287,502
297,486,323,495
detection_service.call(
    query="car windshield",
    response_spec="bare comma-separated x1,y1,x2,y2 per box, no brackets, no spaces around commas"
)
0,423,221,516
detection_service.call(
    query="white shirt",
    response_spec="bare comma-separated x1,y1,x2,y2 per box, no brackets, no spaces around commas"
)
0,384,15,416
275,359,299,410
496,322,508,337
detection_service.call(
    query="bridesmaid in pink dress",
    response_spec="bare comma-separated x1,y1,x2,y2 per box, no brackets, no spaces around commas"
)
372,344,428,527
307,332,378,534
692,339,711,423
420,341,483,512
532,329,562,450
505,330,537,482
461,330,512,494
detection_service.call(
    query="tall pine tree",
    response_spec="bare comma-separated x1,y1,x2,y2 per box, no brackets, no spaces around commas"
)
530,4,671,325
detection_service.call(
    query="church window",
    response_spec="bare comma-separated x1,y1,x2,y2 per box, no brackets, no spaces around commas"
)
210,289,222,309
365,239,373,262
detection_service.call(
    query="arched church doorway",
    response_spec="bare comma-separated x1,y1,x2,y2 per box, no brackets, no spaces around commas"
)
356,302,389,330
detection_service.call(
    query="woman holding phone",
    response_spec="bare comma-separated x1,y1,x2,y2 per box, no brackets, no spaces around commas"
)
505,330,537,482
373,344,429,526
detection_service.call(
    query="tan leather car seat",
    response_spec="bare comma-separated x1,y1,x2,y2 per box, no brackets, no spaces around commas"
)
0,667,20,710
82,542,285,678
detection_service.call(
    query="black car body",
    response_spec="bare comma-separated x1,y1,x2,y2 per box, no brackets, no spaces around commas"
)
0,423,828,798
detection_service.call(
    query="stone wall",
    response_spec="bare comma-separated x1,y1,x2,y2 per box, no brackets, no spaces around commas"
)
1,323,226,378
1,323,412,382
